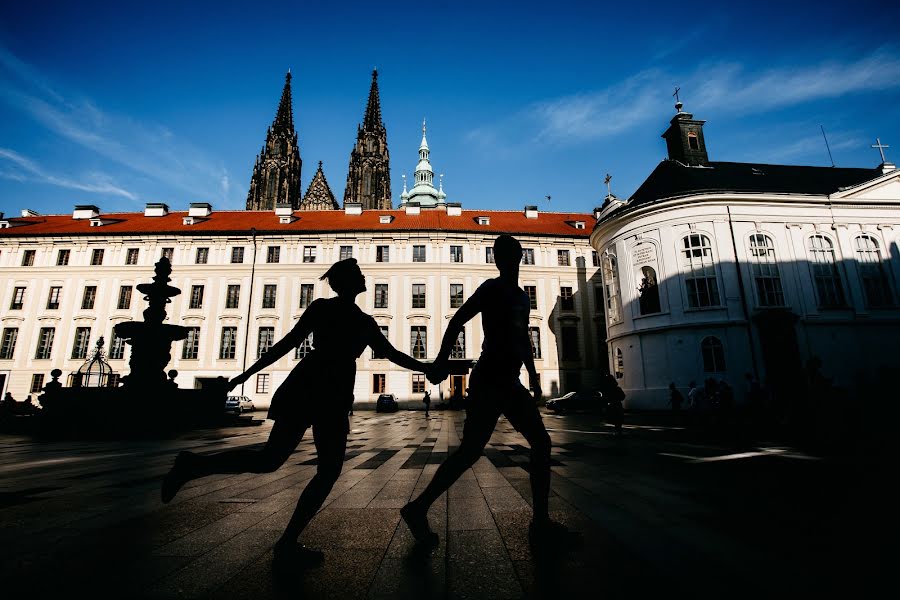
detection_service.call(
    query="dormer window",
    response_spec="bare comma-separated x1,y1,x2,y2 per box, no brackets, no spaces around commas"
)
476,216,490,226
379,215,393,224
688,132,699,151
573,221,585,230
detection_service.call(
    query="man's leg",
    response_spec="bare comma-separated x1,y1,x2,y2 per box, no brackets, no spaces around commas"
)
278,419,348,547
504,391,551,523
402,400,498,542
162,420,303,503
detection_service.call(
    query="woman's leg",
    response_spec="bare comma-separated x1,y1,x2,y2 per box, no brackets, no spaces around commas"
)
278,419,348,545
162,420,304,503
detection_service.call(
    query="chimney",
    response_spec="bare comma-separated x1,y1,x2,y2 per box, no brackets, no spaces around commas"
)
144,202,169,217
72,205,100,220
274,202,297,223
405,202,421,215
345,202,362,215
524,205,539,219
446,202,462,217
189,202,212,217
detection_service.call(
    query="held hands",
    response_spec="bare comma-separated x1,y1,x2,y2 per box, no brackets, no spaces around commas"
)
426,358,449,385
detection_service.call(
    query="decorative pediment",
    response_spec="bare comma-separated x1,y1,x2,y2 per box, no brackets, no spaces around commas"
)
832,169,900,201
299,162,339,210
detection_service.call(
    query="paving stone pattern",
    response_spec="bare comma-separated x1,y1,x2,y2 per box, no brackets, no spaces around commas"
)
0,411,875,598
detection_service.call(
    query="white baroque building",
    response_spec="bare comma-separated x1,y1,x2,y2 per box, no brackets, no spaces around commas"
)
591,101,900,409
0,203,603,408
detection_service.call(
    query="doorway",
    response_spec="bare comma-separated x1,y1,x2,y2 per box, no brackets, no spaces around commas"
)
450,375,466,409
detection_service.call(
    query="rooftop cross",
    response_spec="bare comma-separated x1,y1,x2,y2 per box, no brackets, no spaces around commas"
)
673,86,683,112
872,138,890,163
604,173,612,197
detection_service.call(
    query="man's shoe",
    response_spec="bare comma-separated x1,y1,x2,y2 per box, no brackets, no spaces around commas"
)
401,503,439,546
161,451,193,504
273,541,324,567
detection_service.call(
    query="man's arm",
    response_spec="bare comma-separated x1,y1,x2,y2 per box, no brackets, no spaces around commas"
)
229,302,314,390
429,285,485,382
521,328,541,402
366,319,428,373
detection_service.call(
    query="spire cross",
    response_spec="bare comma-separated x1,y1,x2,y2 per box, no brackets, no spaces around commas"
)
872,138,890,163
673,86,680,104
604,173,612,197
422,118,426,134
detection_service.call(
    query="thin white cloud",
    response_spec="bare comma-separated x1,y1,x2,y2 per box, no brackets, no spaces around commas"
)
0,46,234,206
0,147,137,200
468,49,900,148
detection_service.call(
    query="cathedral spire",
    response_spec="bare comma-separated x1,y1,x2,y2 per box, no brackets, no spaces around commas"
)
343,70,392,210
246,71,302,210
363,69,383,131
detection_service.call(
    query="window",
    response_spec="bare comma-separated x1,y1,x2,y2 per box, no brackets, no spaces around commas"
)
303,246,316,263
256,373,270,394
108,374,121,388
450,245,463,263
701,336,726,372
603,250,622,324
592,250,600,267
529,327,541,359
220,327,237,359
56,249,70,266
410,326,427,359
266,246,280,263
412,373,426,394
231,247,244,264
450,330,465,359
46,286,62,310
808,235,845,308
299,284,314,308
485,247,495,264
0,328,18,360
560,286,574,311
525,285,537,310
30,374,44,394
376,245,390,262
374,284,389,309
182,327,200,360
257,327,275,358
561,326,579,360
262,284,277,309
35,327,55,359
189,285,204,309
295,333,314,359
637,266,662,315
855,235,892,308
372,325,389,359
340,246,353,261
109,330,125,360
90,249,104,266
22,249,35,266
161,247,174,262
477,216,490,225
522,248,535,265
71,327,91,360
81,286,97,310
225,284,240,309
413,245,426,262
614,348,624,379
10,287,25,310
557,250,570,266
373,374,386,394
412,284,426,309
195,247,209,264
681,234,720,308
126,248,139,265
594,286,604,315
117,286,133,310
749,234,784,307
573,221,585,230
688,132,699,151
450,284,464,309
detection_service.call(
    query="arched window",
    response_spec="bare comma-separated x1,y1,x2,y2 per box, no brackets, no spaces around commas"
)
614,348,624,380
603,249,621,325
688,131,699,151
700,336,726,372
854,235,892,308
749,234,784,307
681,234,720,308
266,169,277,201
808,235,845,308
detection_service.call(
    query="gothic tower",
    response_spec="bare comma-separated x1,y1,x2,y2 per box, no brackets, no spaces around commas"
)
246,71,302,210
343,69,392,209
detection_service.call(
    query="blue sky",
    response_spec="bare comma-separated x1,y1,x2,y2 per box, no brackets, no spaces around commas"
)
1,0,899,216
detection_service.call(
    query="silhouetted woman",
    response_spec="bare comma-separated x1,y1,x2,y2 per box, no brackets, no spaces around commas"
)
161,258,428,565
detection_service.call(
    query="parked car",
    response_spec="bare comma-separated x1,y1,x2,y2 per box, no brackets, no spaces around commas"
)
545,391,603,414
225,395,255,415
375,393,399,413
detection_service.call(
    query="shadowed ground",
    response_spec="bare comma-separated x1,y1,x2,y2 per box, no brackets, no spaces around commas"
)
0,410,881,598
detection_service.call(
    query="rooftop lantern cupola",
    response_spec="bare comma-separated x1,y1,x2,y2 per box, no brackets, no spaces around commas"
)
401,118,448,208
661,89,709,167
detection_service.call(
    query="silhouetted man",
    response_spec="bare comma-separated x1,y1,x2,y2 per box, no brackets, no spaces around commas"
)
423,389,431,418
402,234,566,546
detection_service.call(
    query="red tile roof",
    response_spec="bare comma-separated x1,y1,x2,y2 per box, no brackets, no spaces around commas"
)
0,209,594,239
